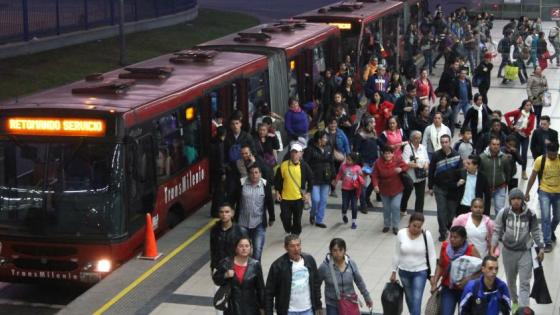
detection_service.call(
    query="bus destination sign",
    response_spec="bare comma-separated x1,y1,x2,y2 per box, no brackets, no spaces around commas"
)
7,117,106,137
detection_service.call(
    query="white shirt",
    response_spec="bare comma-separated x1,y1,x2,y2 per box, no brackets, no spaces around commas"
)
402,143,430,183
289,258,312,312
392,229,437,275
466,215,488,257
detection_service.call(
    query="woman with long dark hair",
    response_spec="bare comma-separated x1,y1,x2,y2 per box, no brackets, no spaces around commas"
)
504,100,536,180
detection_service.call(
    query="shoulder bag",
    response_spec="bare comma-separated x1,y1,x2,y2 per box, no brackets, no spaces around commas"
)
287,161,311,209
213,261,233,311
422,230,431,279
328,257,361,315
410,143,427,180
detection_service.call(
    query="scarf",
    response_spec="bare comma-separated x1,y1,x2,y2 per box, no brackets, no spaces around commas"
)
447,241,469,261
472,104,483,132
429,124,442,151
515,109,530,130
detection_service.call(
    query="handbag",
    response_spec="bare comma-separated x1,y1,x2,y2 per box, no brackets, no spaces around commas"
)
410,144,427,180
542,91,552,107
504,63,519,81
333,149,346,162
400,171,414,191
213,281,232,311
328,256,361,315
424,290,441,315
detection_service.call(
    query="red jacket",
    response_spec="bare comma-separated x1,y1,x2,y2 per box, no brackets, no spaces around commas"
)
504,109,536,137
371,156,409,197
415,78,436,102
368,101,394,135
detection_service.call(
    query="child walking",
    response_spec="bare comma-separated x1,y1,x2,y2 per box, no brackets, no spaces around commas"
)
333,152,364,229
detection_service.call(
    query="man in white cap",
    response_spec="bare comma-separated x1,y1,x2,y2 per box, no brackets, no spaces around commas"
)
274,143,313,235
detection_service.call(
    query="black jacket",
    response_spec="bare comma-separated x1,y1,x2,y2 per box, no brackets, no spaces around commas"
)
224,130,256,165
474,61,493,90
462,105,491,139
437,67,457,97
230,178,275,228
353,130,379,164
303,143,336,185
530,127,559,159
451,78,473,104
210,223,247,270
455,169,492,214
394,96,421,132
213,257,266,315
265,253,322,315
210,138,227,183
428,149,462,190
475,130,507,154
274,160,314,195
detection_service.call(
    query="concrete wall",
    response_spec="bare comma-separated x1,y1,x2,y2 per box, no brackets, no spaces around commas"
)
0,6,198,60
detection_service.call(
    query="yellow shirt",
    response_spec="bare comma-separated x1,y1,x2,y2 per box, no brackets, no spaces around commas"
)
280,160,303,200
533,155,560,193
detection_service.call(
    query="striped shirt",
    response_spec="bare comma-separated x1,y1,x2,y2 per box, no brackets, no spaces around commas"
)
239,177,266,229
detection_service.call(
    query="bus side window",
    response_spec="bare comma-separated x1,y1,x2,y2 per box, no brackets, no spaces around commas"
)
181,104,201,165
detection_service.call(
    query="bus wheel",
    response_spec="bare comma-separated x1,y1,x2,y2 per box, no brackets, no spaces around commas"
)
166,206,184,229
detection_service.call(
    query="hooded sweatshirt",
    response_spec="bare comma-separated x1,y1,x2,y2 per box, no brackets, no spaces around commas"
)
479,147,512,190
284,108,309,137
491,203,544,251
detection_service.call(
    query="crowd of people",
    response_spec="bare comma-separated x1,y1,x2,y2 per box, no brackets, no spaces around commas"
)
208,6,559,315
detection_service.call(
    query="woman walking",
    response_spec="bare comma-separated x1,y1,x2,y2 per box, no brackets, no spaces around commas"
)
379,116,408,159
319,238,373,315
526,66,548,125
333,153,364,229
303,131,335,228
504,100,536,180
432,226,480,315
401,130,429,213
372,146,409,234
430,96,453,134
367,91,394,135
253,123,280,167
536,31,549,70
452,198,497,257
391,213,437,315
212,237,265,315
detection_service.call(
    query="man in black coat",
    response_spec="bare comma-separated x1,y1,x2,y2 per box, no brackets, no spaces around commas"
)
455,155,492,216
265,235,323,315
436,59,459,97
209,204,247,271
394,83,421,137
225,115,256,196
530,115,559,159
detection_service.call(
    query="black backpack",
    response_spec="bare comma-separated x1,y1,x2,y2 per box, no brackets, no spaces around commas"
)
497,38,508,54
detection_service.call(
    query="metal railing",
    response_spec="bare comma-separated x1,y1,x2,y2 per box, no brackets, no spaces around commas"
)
469,0,559,20
0,0,197,45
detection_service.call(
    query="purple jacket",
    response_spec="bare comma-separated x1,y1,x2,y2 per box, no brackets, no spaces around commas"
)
284,109,309,137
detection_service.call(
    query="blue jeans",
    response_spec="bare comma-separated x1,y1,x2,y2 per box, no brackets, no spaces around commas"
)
342,189,358,219
440,286,463,315
516,133,529,171
399,269,428,315
326,304,338,315
311,184,330,224
492,186,507,215
539,190,560,245
288,309,313,315
240,224,266,261
422,51,433,74
381,193,402,228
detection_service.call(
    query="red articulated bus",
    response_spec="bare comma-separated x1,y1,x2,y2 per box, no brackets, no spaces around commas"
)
197,21,340,124
295,1,404,84
0,50,270,284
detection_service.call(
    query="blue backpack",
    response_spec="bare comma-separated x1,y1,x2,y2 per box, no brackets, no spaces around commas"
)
228,144,241,162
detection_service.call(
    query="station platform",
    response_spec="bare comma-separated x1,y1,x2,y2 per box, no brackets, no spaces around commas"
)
60,21,560,315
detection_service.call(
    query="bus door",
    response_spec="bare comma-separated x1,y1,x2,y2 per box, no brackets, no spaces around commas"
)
126,132,156,232
247,71,270,130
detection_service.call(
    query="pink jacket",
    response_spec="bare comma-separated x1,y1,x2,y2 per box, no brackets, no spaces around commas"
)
335,163,363,191
452,213,500,256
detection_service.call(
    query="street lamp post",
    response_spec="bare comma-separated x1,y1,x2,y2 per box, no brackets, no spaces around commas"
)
119,0,127,66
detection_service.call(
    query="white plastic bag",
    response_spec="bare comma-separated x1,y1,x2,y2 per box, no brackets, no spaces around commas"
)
450,255,482,284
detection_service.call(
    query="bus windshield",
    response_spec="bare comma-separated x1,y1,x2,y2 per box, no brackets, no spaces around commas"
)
0,139,125,239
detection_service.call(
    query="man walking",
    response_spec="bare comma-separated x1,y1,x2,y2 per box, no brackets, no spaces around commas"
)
265,234,323,315
456,155,491,216
529,116,559,159
459,256,511,315
274,143,313,235
428,134,463,241
525,142,560,253
479,136,512,214
232,165,275,261
491,188,545,312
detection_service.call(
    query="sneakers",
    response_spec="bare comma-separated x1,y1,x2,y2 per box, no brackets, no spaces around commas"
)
310,217,315,225
552,232,557,242
366,200,374,208
382,227,390,233
511,302,518,314
438,234,447,242
342,215,348,224
360,205,368,214
522,171,528,180
315,222,327,228
330,191,338,198
392,228,398,235
544,244,553,253
351,222,357,229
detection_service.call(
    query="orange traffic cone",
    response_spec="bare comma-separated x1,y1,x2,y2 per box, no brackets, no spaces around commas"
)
138,213,163,260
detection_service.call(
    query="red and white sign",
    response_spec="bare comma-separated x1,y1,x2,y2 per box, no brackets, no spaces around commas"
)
552,8,560,21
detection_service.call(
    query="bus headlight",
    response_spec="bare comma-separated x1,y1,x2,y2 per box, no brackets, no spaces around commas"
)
95,259,112,273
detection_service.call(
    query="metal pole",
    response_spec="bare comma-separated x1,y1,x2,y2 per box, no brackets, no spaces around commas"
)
118,0,127,66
